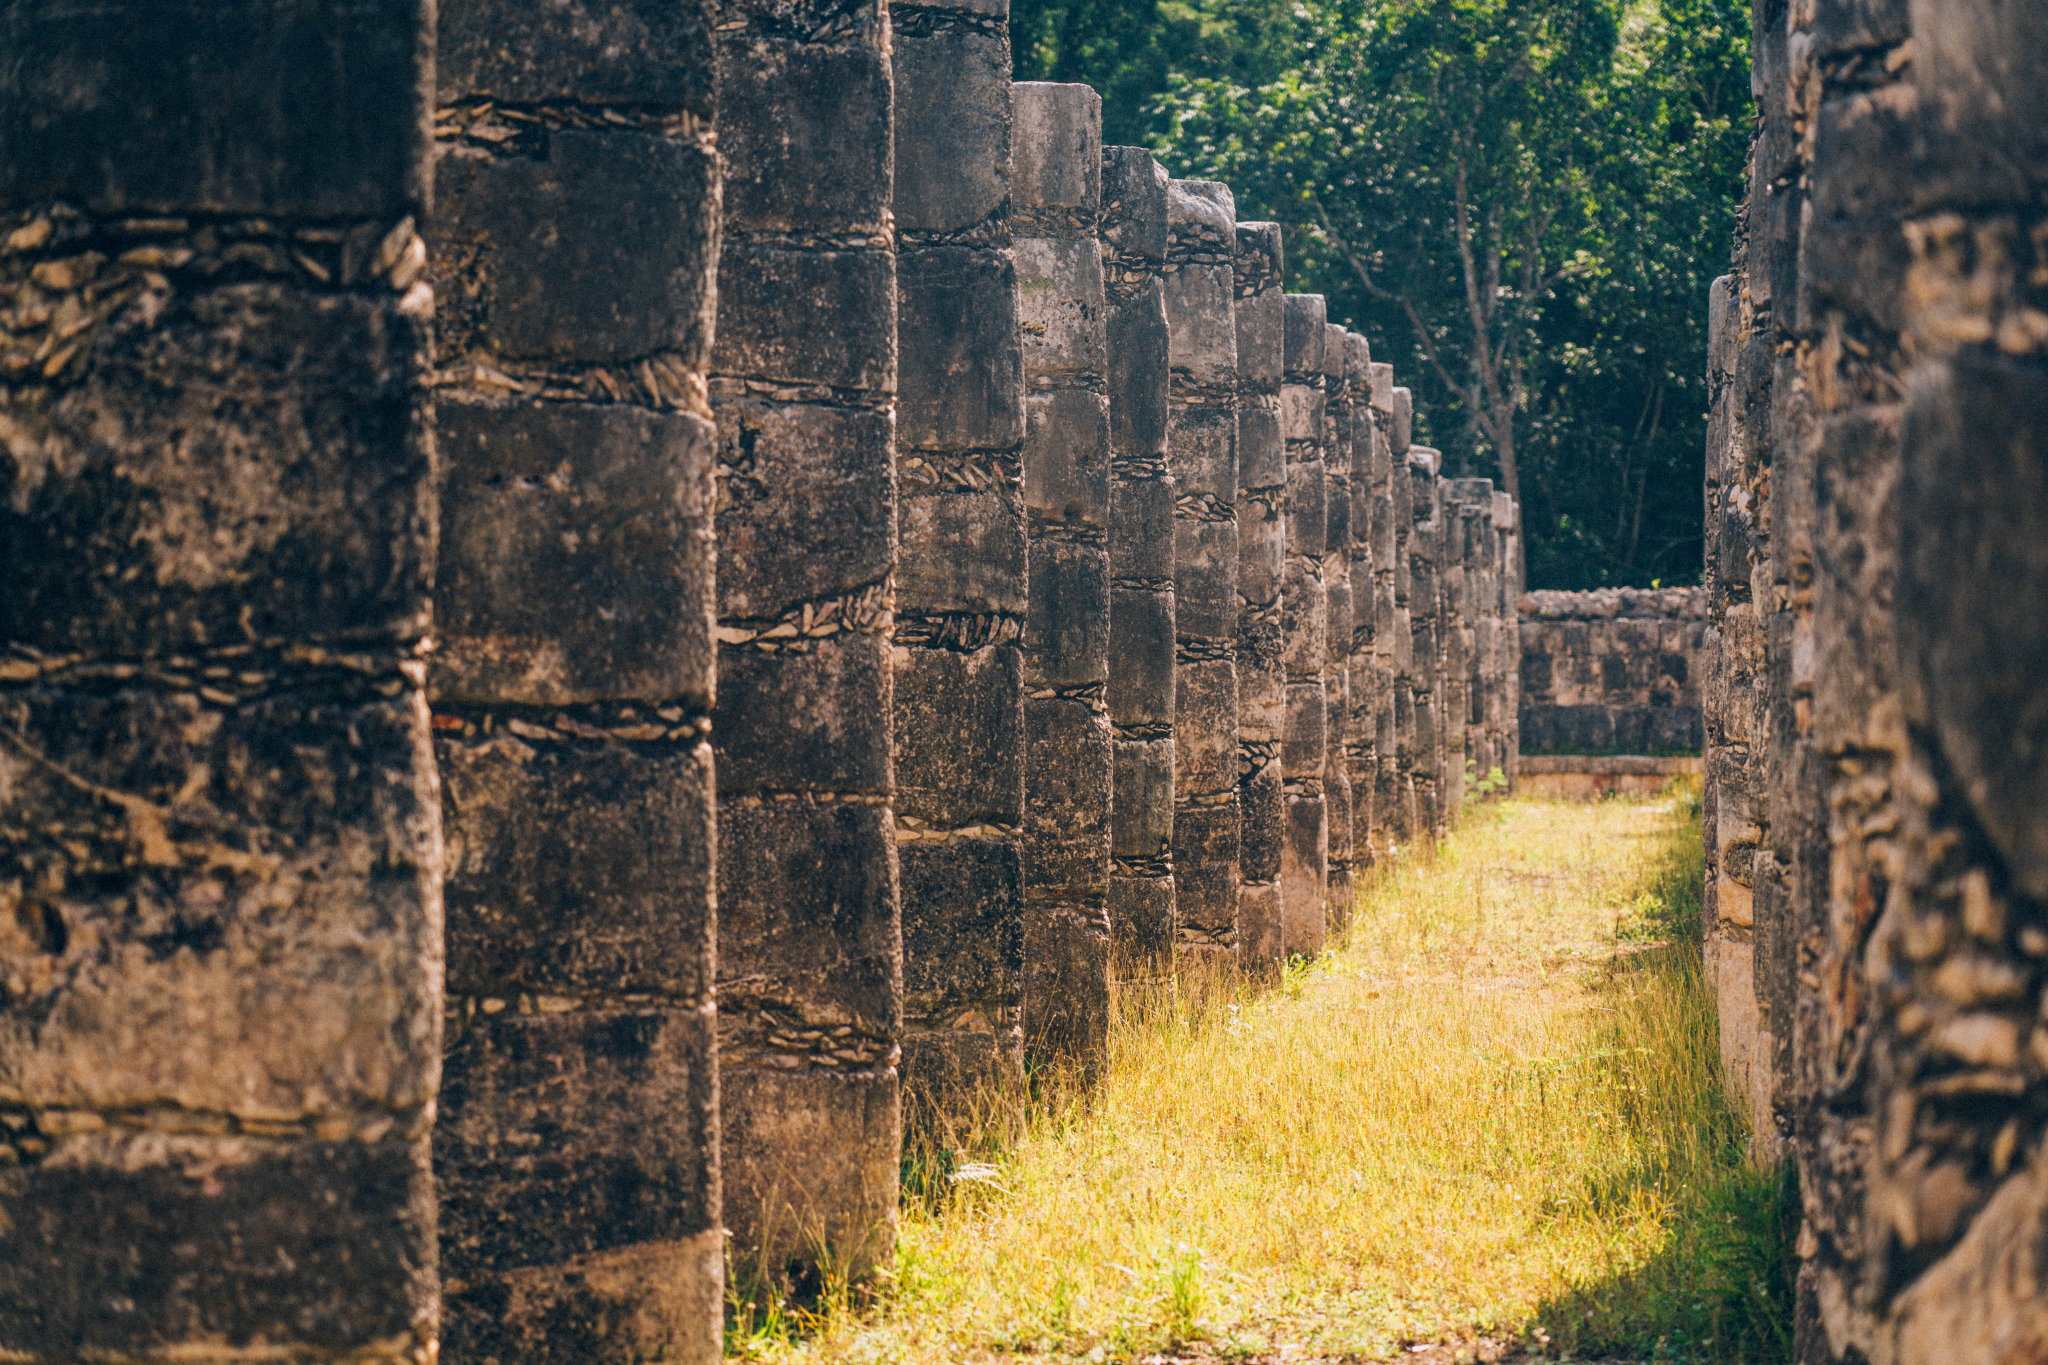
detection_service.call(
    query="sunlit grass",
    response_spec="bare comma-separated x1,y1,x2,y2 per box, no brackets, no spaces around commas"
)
730,781,1793,1363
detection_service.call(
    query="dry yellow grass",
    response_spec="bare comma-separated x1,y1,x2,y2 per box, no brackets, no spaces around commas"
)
731,784,1791,1363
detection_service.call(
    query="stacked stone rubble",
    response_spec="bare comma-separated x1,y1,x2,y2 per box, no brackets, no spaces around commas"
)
892,0,1028,1113
1100,149,1176,984
1014,85,1113,1057
1232,223,1287,977
1278,295,1327,954
711,0,901,1282
1163,181,1241,969
0,9,445,1359
1705,4,2048,1360
427,3,723,1356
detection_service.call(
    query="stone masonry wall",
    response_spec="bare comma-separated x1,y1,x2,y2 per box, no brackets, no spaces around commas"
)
0,6,444,1360
0,19,1525,1354
1165,180,1242,968
1706,3,2048,1361
1518,588,1708,757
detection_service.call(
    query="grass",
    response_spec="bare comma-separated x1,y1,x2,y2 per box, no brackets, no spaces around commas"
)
728,781,1794,1363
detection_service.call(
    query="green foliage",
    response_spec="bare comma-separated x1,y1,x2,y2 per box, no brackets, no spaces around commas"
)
1015,0,1751,588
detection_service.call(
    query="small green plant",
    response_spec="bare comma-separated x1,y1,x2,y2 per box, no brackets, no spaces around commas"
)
1156,1240,1207,1346
1464,759,1510,804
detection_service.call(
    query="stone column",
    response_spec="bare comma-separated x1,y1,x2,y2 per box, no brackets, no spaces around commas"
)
1320,324,1355,922
1449,479,1499,792
892,0,1028,1117
426,7,723,1357
1366,362,1399,862
1014,84,1113,1057
1100,148,1174,983
1278,295,1326,954
1233,223,1286,977
1387,387,1417,843
1494,489,1521,790
1163,180,1240,969
1407,449,1445,842
1439,482,1476,821
0,7,442,1359
711,0,901,1281
1342,334,1377,872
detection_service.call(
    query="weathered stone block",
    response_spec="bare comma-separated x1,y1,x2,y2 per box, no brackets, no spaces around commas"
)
1108,876,1174,978
1109,589,1176,728
1025,540,1111,687
1240,758,1285,882
438,1007,720,1363
1109,476,1175,583
0,1132,436,1360
440,735,716,999
435,400,716,707
715,400,895,622
432,134,720,365
719,1070,899,1282
1107,281,1170,462
716,34,889,233
891,26,1009,234
1023,698,1113,891
1287,460,1327,558
901,840,1024,1011
1281,794,1326,957
895,644,1026,827
1238,404,1284,488
0,286,434,658
1024,388,1111,526
1283,681,1327,779
897,489,1028,618
711,245,895,391
1016,237,1110,376
0,686,440,1116
1234,291,1284,392
0,0,431,219
1111,737,1175,858
1174,519,1240,640
897,246,1024,451
714,636,893,795
1012,82,1101,213
439,0,717,110
1174,658,1239,796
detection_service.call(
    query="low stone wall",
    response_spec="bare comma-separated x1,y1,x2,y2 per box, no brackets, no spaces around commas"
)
1518,588,1705,756
0,10,1521,1356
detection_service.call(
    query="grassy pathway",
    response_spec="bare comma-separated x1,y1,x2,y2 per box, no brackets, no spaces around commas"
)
734,786,1793,1363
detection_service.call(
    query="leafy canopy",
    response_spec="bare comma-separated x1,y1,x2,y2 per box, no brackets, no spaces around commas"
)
1013,0,1750,588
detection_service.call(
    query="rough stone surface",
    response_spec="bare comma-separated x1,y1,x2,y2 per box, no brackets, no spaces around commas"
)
0,8,444,1359
894,0,1028,1119
1016,85,1113,1058
427,4,725,1356
1704,4,2048,1359
1104,147,1177,982
1518,589,1707,756
712,0,901,1288
1165,181,1240,969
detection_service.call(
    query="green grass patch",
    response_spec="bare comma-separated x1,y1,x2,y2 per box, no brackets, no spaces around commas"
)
729,779,1792,1362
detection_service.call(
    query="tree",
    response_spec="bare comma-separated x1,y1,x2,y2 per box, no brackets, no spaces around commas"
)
1151,0,1750,587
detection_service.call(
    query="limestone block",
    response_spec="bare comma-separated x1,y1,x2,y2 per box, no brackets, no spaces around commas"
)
714,635,894,795
1108,876,1175,980
897,489,1030,618
897,246,1025,450
1025,540,1111,687
434,401,717,708
716,37,889,233
892,23,1009,234
0,287,435,659
895,645,1026,827
1017,236,1110,378
712,244,895,390
0,0,432,220
1012,81,1101,215
1023,698,1114,892
1110,589,1177,728
1281,794,1328,957
1391,386,1413,453
901,840,1024,1024
1175,520,1241,641
1024,388,1112,526
432,134,720,364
